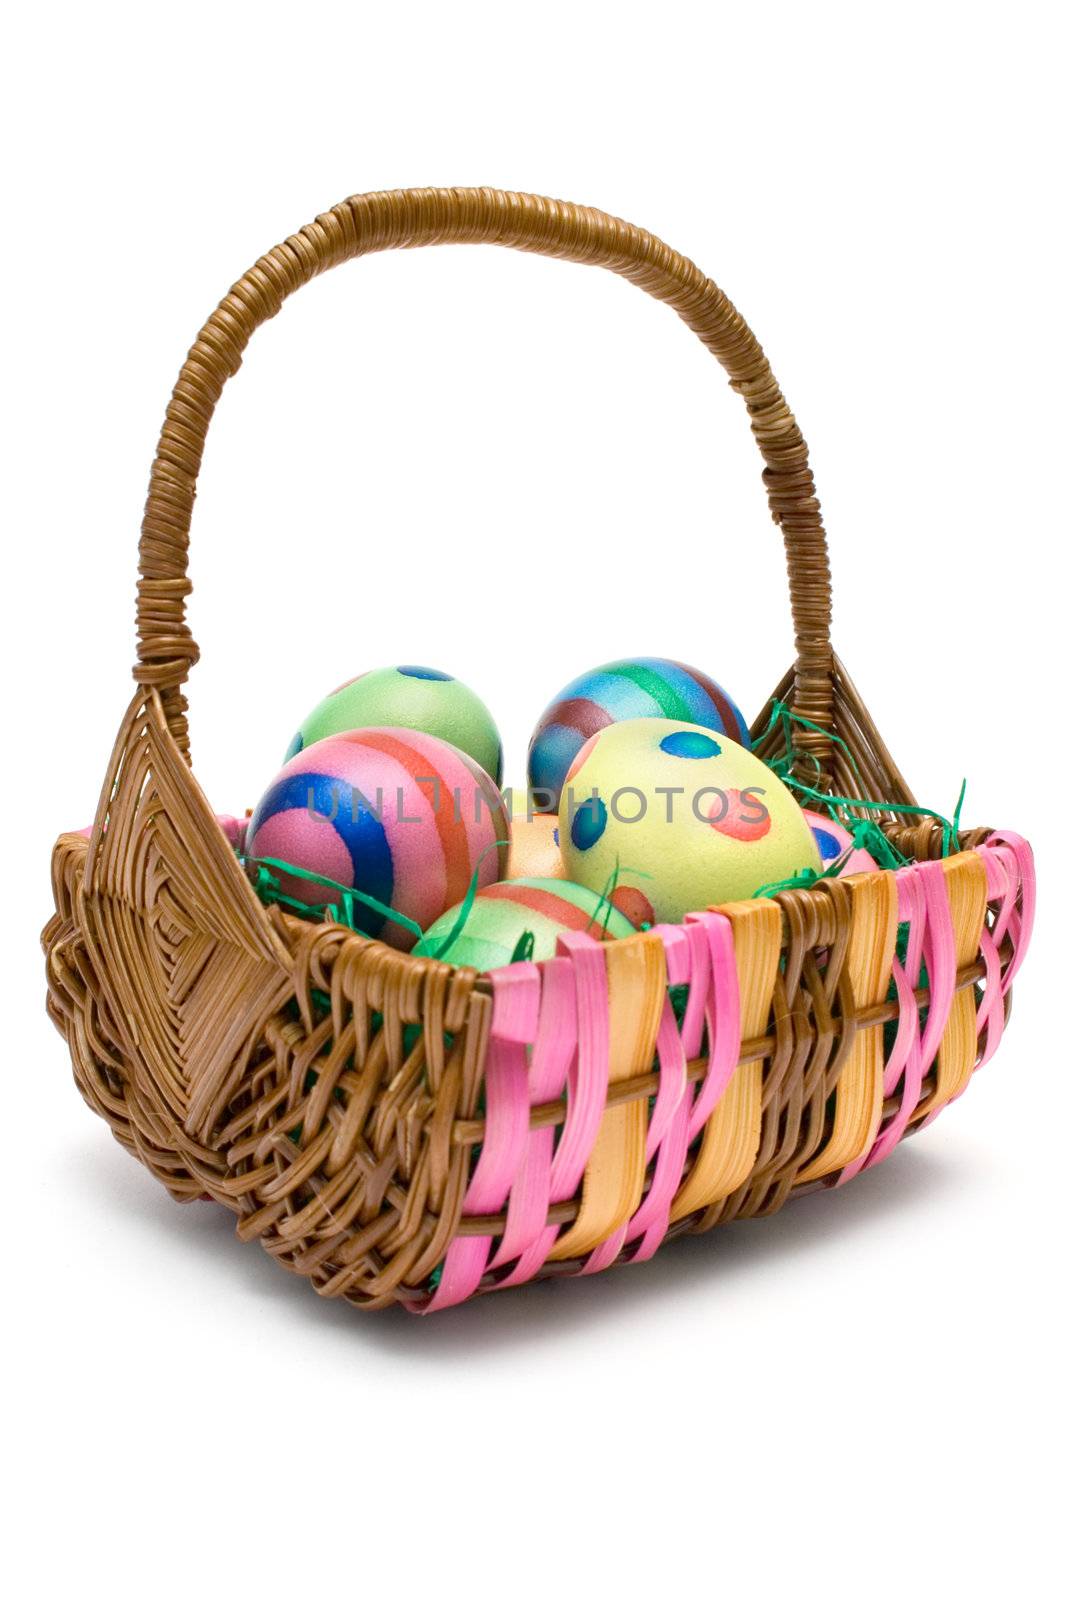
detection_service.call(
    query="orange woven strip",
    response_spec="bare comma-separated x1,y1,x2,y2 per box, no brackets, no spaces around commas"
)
911,852,989,1121
548,933,665,1261
670,900,782,1220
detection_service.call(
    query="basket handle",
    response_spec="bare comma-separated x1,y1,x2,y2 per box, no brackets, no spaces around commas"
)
136,187,833,761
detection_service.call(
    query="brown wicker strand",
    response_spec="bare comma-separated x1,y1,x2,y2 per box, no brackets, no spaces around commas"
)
134,188,834,766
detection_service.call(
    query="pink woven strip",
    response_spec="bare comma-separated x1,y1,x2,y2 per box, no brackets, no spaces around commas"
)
921,834,1035,1125
627,1107,693,1263
907,860,958,1071
490,957,576,1267
677,919,711,1059
887,868,927,1096
982,833,1036,989
490,932,611,1290
581,1222,629,1274
489,1222,556,1291
580,921,731,1279
973,927,1006,1066
645,924,696,1156
546,933,612,1200
624,916,744,1258
965,839,1014,1070
418,963,541,1312
946,834,1033,1083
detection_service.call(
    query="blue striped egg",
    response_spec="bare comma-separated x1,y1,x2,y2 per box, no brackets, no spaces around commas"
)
527,657,750,806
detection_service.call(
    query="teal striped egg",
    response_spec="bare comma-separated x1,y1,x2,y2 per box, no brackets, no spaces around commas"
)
528,657,749,805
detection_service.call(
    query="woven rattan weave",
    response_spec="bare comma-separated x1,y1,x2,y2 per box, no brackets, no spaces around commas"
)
43,188,1034,1311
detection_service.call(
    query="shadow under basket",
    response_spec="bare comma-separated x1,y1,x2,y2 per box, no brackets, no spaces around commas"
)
43,188,1035,1313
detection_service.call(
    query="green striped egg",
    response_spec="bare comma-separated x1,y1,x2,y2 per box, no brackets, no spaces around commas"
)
413,877,636,971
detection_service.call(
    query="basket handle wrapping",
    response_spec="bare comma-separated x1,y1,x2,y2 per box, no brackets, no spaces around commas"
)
135,187,833,760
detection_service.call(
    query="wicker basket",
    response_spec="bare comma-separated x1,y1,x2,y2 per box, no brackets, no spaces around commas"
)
43,187,1035,1313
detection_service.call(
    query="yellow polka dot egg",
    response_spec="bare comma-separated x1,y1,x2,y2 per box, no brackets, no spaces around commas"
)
559,718,821,924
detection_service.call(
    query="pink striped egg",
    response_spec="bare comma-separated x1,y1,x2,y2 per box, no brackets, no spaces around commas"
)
246,727,510,949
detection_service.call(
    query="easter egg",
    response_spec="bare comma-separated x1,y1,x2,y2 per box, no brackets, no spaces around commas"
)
528,657,750,804
216,814,248,852
559,718,821,923
246,727,510,950
413,878,636,971
607,884,658,929
803,810,879,876
503,789,562,880
505,785,556,817
286,665,503,784
506,812,564,881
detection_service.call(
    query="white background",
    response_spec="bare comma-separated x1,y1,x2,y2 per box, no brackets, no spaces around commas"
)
4,4,1063,1595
